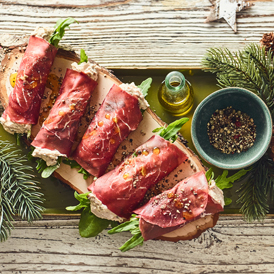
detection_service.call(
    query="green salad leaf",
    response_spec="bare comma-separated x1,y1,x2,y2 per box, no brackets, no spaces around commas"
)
205,168,250,205
215,169,251,190
153,117,189,142
138,78,152,97
78,49,89,65
49,17,78,47
108,214,143,252
63,159,90,179
36,157,62,178
28,147,61,178
79,207,112,237
66,192,90,211
66,192,117,237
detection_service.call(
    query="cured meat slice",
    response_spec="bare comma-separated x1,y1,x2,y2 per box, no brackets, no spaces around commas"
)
31,68,97,164
1,36,57,132
134,171,208,228
72,83,143,177
133,171,224,241
138,215,200,241
88,135,188,219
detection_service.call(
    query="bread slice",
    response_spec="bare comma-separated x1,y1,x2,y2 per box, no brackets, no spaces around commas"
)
0,42,218,241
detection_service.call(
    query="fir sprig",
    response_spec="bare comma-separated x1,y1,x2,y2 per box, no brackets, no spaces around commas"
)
237,154,274,222
202,44,274,221
202,44,274,119
0,140,44,241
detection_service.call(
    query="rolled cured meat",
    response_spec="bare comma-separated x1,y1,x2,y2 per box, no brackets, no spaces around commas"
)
88,134,188,220
0,35,57,134
31,62,98,166
134,171,224,241
72,82,148,177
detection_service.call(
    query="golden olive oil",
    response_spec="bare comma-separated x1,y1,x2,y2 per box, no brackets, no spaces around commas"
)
9,72,18,88
158,71,194,116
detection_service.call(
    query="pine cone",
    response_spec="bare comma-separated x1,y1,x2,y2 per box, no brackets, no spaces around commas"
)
260,32,274,54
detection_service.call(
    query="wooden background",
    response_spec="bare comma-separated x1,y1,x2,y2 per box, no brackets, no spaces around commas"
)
1,0,274,273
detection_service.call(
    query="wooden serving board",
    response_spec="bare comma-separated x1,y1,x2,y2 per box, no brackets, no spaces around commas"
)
0,42,215,241
0,43,206,193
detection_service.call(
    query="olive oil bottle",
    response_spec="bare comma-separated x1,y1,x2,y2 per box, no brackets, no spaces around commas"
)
158,71,194,116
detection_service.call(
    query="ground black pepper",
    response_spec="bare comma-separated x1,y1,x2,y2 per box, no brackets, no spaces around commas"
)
207,106,256,154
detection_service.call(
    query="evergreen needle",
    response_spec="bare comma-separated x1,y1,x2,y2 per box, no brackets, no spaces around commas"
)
0,139,44,242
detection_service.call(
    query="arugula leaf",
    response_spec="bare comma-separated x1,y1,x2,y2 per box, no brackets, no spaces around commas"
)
205,168,214,183
27,130,31,139
108,215,140,234
63,159,90,179
78,49,88,65
66,191,116,237
79,207,112,237
215,168,251,190
206,167,250,206
49,17,78,47
66,191,90,211
36,157,62,178
152,117,189,142
62,158,81,169
138,78,152,97
119,232,144,252
79,168,90,180
108,214,144,252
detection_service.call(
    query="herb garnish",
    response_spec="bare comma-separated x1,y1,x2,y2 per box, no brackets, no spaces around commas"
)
108,214,143,252
206,168,250,205
78,49,89,65
27,147,62,179
153,117,189,142
49,17,78,47
66,192,117,237
138,78,152,97
62,159,90,180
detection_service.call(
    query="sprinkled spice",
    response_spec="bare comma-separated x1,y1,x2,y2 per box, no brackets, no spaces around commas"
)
207,106,256,154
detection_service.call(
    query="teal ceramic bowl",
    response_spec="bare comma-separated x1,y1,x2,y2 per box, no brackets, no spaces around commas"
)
191,87,273,169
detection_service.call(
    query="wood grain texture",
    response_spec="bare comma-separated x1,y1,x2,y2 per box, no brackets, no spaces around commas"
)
1,1,274,272
1,216,274,273
0,0,274,68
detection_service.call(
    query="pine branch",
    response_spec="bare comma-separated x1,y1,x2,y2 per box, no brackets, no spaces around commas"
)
202,44,274,221
237,154,274,222
202,44,274,120
202,47,262,92
0,140,45,241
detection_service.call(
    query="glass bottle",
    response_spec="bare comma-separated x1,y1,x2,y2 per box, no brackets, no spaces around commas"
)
158,71,194,116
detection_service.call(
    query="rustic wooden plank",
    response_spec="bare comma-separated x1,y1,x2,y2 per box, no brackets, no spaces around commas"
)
1,1,274,272
0,0,273,68
1,216,274,273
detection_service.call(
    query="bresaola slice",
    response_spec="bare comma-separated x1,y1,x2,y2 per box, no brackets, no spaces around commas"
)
133,171,223,241
72,83,144,177
0,36,57,134
31,67,98,165
88,135,188,219
135,171,208,228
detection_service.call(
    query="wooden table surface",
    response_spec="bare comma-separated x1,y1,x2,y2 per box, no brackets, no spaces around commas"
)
1,0,274,273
